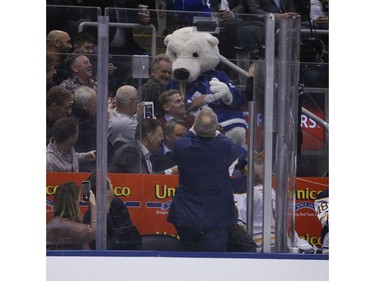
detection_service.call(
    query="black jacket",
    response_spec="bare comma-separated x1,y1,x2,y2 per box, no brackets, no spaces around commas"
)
83,197,142,250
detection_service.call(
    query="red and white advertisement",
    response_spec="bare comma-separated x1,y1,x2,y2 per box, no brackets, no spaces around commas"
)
47,173,328,247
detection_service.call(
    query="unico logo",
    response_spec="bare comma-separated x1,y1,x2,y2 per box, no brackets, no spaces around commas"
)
295,188,322,200
46,185,59,195
113,186,131,197
155,184,176,199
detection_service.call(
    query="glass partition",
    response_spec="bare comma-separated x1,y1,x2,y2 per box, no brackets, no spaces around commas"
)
47,5,328,254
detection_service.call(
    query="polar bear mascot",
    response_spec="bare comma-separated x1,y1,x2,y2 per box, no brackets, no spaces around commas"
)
164,26,247,145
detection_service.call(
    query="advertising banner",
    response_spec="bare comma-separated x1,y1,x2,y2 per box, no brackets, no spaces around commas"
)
295,177,328,247
46,173,179,235
46,173,328,246
300,103,326,151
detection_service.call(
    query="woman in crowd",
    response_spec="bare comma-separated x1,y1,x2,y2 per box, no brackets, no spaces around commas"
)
47,182,96,250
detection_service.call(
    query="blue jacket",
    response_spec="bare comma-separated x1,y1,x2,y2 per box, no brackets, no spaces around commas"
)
150,145,175,173
169,70,246,132
167,131,247,228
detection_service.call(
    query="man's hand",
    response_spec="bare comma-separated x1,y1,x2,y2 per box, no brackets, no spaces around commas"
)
219,10,234,21
108,63,117,75
85,150,96,161
275,12,299,20
186,95,206,113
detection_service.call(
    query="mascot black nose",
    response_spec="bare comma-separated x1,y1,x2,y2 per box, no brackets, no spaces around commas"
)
174,68,190,81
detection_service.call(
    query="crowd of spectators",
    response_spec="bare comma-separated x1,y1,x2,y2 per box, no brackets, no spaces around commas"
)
46,1,328,253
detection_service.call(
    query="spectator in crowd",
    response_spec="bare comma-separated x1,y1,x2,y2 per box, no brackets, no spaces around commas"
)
296,0,327,23
46,30,73,85
310,0,328,29
234,151,274,251
165,0,211,32
47,182,96,250
244,0,299,54
47,86,74,145
106,0,151,55
167,107,247,251
140,54,172,119
71,86,98,172
246,0,298,19
46,116,96,172
314,189,329,254
47,55,57,92
73,31,95,55
234,151,314,252
108,118,163,174
73,31,118,96
46,29,72,58
311,0,327,20
83,173,143,250
209,0,248,60
158,89,194,128
59,53,98,92
167,0,210,12
210,0,248,16
151,119,188,173
104,0,153,87
108,85,142,153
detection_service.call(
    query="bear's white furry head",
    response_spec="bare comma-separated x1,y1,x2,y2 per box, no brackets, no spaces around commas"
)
164,27,220,82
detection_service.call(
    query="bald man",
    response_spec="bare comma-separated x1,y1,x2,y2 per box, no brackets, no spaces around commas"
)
47,30,73,85
47,30,72,54
108,85,141,151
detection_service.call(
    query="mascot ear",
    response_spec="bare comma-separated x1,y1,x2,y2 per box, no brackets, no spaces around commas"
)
164,34,171,47
207,35,219,47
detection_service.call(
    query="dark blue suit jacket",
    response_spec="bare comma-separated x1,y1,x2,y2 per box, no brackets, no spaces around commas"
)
108,140,149,174
247,0,296,14
167,131,247,228
150,145,175,173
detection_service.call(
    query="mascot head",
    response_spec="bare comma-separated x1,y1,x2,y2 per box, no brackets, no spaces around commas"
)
164,27,220,82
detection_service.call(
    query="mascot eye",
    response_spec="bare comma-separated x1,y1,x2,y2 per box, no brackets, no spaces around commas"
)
193,52,199,58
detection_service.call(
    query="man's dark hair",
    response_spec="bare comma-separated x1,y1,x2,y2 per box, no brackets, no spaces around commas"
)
47,86,73,108
86,172,110,197
52,116,78,143
135,118,161,141
64,53,85,73
74,31,95,47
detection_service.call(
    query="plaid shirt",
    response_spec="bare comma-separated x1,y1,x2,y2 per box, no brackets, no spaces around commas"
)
46,139,86,172
59,76,97,93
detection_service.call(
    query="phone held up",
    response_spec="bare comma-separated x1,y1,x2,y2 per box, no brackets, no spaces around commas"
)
143,101,154,119
82,181,91,202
